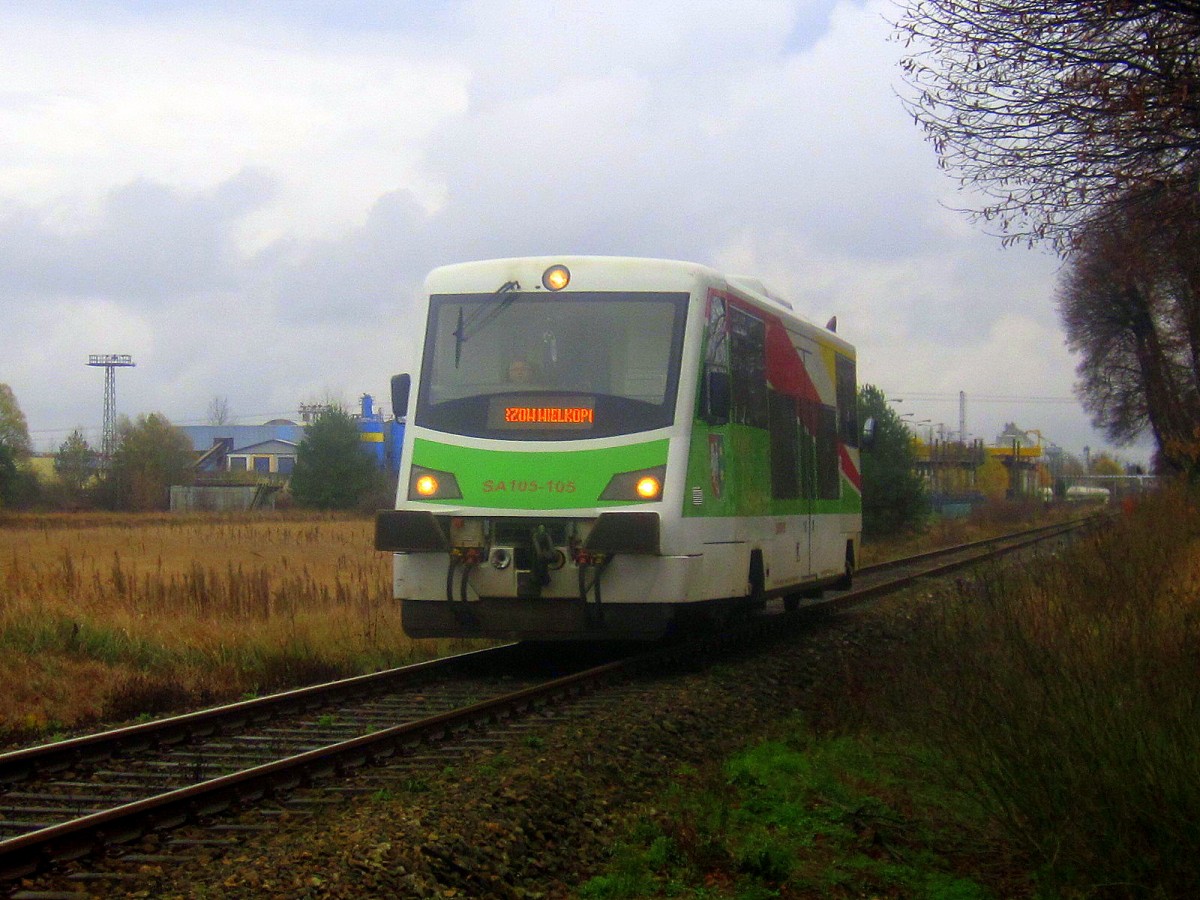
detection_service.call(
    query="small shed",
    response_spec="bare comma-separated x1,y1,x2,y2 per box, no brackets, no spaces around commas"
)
169,483,281,512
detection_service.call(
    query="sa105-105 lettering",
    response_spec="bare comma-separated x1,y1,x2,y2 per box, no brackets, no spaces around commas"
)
482,479,577,494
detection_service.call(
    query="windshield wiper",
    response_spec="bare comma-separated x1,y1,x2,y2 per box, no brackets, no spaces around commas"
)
453,280,520,367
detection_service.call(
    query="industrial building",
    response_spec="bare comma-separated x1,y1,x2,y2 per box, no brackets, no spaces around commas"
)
173,395,404,510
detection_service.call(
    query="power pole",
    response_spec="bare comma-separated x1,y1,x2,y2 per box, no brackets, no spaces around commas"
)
959,391,966,444
87,354,136,469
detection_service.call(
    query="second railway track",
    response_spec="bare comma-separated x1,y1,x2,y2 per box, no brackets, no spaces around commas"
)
0,515,1100,894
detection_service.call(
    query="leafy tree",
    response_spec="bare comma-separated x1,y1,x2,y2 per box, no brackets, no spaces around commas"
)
54,429,98,493
1091,453,1125,477
0,383,31,460
105,413,195,511
1057,198,1200,472
858,385,929,537
0,443,16,508
896,0,1200,248
976,455,1010,502
0,455,41,510
289,406,385,510
0,384,34,509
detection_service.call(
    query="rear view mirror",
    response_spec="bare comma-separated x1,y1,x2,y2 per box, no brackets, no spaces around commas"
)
390,373,411,420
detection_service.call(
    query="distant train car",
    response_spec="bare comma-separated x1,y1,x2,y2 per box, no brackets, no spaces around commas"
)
1065,485,1111,504
376,257,862,640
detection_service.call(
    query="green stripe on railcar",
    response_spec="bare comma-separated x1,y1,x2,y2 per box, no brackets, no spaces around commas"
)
410,437,670,510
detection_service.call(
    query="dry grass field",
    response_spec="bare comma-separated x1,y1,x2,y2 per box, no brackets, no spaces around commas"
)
0,512,481,742
0,501,1082,745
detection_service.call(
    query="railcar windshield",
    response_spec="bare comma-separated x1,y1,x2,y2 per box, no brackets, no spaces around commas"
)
416,290,689,440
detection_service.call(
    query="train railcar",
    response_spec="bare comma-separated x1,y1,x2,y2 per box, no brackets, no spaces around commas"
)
375,257,862,640
1065,485,1111,504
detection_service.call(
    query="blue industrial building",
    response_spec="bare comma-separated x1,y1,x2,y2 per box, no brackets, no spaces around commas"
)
180,395,404,479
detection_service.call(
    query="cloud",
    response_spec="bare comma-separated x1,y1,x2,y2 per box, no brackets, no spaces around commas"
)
0,0,1147,460
272,187,436,323
0,6,470,240
0,170,276,302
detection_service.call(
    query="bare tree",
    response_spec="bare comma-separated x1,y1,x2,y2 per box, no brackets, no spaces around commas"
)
896,0,1200,248
206,395,233,426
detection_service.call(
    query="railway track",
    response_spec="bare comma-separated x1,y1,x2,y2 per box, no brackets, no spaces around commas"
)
829,513,1097,608
0,515,1098,894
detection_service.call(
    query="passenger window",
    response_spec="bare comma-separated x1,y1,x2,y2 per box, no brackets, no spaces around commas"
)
769,390,800,499
816,405,840,500
729,308,768,429
836,355,858,448
700,293,731,423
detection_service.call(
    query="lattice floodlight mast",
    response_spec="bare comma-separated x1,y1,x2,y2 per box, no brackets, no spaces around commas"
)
87,354,136,468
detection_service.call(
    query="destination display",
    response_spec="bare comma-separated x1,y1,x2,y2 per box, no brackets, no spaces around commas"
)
504,406,594,424
487,395,596,430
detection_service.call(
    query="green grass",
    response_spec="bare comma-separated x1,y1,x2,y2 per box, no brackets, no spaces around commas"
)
580,718,994,899
0,614,176,669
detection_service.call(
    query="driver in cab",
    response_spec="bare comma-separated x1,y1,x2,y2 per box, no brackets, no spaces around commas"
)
506,357,540,386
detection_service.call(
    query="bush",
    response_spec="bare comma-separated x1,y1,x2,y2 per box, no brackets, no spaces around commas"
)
290,407,388,510
858,385,929,537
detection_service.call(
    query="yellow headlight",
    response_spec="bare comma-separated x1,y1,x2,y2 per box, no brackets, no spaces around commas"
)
635,476,661,499
415,474,439,496
542,264,570,291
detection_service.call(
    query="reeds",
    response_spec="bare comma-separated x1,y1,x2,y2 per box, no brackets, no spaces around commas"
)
0,512,482,740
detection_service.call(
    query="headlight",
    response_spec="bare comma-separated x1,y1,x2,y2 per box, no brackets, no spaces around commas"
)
408,465,463,500
542,264,570,291
599,465,666,502
635,476,661,499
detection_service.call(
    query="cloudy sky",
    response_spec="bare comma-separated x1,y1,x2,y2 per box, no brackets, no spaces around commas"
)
0,0,1148,461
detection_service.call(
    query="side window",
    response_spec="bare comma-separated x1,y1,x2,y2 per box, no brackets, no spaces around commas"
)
799,426,816,500
729,307,768,428
769,390,800,499
700,293,731,423
704,293,730,370
796,399,819,500
836,354,858,448
816,405,840,500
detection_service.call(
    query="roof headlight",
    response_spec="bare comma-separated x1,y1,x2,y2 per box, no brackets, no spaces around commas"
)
542,264,570,291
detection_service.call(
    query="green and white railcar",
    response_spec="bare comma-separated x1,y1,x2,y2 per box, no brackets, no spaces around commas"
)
376,257,862,640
